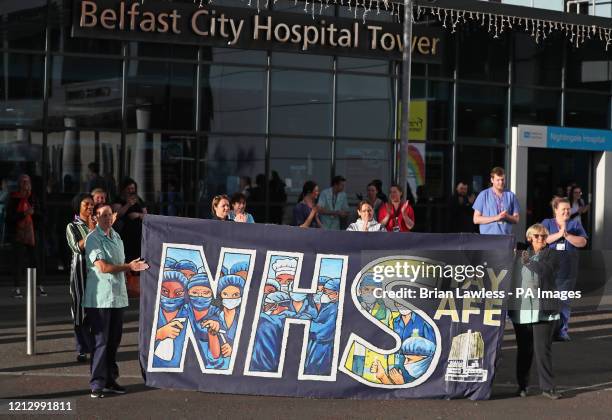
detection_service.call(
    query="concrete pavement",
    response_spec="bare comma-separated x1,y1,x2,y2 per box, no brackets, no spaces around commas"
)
1,286,611,419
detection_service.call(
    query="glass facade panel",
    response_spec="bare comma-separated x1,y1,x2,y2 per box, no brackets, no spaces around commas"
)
410,80,453,142
124,132,198,215
126,61,196,131
48,56,123,129
210,48,268,65
0,128,44,278
201,65,267,134
457,84,507,144
513,33,563,87
0,53,45,127
412,144,453,233
337,57,392,74
566,42,612,92
456,145,506,195
272,52,333,70
458,25,509,83
270,137,331,224
335,140,392,202
199,136,266,220
336,74,395,139
565,92,610,129
270,69,333,136
512,88,561,126
127,42,198,60
1,2,46,51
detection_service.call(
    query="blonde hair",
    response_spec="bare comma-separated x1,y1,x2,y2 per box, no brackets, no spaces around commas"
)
211,194,229,215
525,223,549,241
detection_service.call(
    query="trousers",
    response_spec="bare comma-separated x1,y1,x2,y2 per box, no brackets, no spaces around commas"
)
86,307,124,390
513,320,557,391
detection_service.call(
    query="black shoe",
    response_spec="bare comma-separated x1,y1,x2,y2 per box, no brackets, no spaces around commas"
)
554,334,571,342
37,286,47,296
13,288,23,299
90,389,105,398
103,382,126,394
517,388,527,398
76,353,87,363
542,389,561,400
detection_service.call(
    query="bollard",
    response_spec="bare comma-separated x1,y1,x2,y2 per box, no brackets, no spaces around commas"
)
26,267,37,355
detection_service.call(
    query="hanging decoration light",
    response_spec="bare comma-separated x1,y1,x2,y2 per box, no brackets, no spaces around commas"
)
184,0,612,50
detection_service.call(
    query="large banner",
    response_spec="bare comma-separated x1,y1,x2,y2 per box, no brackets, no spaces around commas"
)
139,215,515,400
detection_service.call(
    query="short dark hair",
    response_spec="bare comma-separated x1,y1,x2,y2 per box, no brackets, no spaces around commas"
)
230,192,247,206
331,175,346,186
93,202,112,216
88,162,99,174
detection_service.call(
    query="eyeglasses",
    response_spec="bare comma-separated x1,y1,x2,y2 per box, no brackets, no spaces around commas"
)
532,234,548,239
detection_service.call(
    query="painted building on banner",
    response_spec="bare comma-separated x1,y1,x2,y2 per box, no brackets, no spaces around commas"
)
1,0,611,278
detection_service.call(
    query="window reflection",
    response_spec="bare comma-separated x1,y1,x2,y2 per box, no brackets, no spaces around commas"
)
457,84,507,144
458,24,509,83
48,56,122,129
512,88,560,126
0,53,44,126
127,61,196,131
199,136,266,220
513,33,563,87
201,65,267,134
565,92,610,129
336,74,394,139
410,80,452,142
270,137,331,223
270,69,333,136
456,145,506,195
335,140,392,203
566,41,612,92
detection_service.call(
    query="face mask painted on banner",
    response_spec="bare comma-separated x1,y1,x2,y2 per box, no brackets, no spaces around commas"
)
320,294,332,304
280,282,293,293
190,296,212,311
290,292,308,302
405,356,432,378
361,293,376,305
223,297,242,310
160,296,184,313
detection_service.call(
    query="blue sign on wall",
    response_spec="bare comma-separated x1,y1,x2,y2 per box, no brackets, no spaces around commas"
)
518,125,612,152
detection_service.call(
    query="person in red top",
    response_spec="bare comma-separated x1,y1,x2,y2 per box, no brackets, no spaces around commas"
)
378,184,415,232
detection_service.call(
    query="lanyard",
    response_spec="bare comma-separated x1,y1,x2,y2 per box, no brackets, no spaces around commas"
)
493,190,504,213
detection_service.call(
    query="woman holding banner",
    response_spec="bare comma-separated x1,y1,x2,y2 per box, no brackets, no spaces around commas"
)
510,223,561,400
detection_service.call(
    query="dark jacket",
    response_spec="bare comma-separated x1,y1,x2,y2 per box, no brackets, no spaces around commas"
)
5,193,42,243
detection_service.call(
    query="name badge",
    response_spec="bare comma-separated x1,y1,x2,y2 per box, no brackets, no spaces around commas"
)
556,242,566,251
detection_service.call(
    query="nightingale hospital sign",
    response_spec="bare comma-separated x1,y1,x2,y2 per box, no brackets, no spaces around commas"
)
72,0,444,62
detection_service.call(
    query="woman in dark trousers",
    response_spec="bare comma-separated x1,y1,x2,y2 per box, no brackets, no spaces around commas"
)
112,177,147,263
66,193,96,362
510,223,561,400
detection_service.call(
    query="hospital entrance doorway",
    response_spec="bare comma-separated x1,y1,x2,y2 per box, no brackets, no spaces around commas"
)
526,148,593,233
